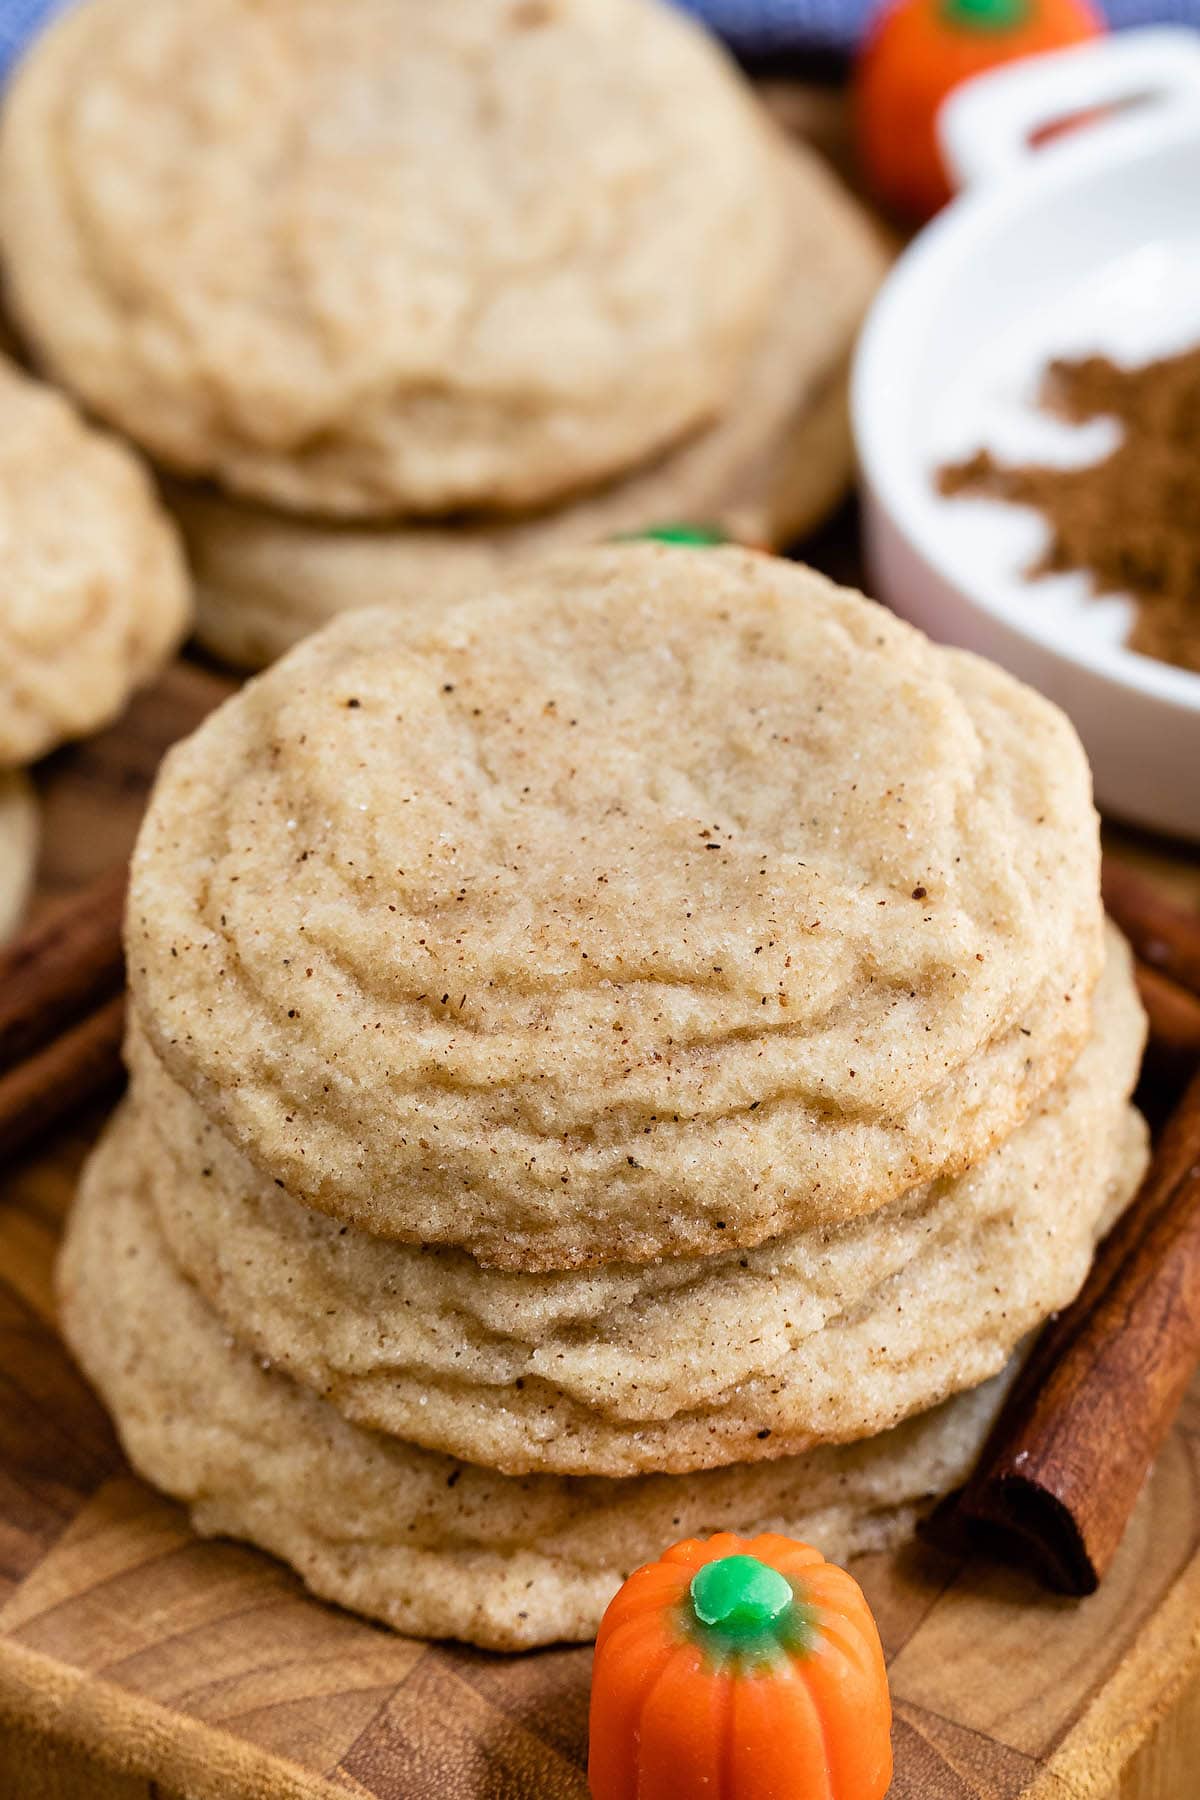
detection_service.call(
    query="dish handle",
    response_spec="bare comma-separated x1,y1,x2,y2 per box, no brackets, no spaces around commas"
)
938,26,1200,189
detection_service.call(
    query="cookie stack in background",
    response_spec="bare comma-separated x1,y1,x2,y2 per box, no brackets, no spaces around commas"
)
0,355,190,939
59,544,1149,1649
0,0,886,673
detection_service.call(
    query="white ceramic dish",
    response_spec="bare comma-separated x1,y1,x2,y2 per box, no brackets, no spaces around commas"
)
852,29,1200,841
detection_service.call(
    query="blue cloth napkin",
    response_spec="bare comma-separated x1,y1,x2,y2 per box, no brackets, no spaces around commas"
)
0,0,1197,76
0,0,60,79
678,0,1200,52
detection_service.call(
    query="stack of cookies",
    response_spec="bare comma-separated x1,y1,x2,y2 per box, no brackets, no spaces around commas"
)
60,544,1148,1649
0,355,189,939
0,0,886,673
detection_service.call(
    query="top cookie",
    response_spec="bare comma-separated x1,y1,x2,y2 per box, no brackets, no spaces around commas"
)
0,0,784,519
0,356,190,767
127,545,1103,1269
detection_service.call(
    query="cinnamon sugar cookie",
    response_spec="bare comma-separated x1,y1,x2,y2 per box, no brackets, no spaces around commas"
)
170,147,886,669
127,545,1104,1269
0,0,784,518
0,357,189,767
133,926,1146,1476
59,1115,1020,1652
131,928,1144,1476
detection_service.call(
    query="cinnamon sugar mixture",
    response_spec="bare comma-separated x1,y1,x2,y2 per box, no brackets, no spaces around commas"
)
938,345,1200,675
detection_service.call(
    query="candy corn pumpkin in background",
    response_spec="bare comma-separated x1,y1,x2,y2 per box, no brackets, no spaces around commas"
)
854,0,1104,222
588,1534,892,1800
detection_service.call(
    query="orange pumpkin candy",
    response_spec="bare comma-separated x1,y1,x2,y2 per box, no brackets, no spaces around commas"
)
854,0,1104,224
588,1533,892,1800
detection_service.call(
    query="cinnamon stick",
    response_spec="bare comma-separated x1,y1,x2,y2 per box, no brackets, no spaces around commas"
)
1134,960,1200,1060
947,1063,1200,1594
1103,859,1200,999
0,864,126,1071
0,992,126,1162
0,864,129,1162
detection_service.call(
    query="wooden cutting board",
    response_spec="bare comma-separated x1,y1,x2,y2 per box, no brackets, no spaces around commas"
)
3,657,1200,1800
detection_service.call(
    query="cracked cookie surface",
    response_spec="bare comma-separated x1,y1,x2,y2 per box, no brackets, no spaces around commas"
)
0,357,189,767
127,545,1104,1268
133,926,1146,1475
59,1115,1021,1650
0,0,784,518
169,144,886,670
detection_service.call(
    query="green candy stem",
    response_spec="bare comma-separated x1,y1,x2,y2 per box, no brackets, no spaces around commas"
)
943,0,1029,30
686,1555,809,1665
618,523,731,547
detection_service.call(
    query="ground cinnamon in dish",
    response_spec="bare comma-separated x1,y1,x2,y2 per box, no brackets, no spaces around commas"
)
938,344,1200,675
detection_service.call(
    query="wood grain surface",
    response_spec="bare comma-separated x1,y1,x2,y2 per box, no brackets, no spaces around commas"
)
0,640,1199,1800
